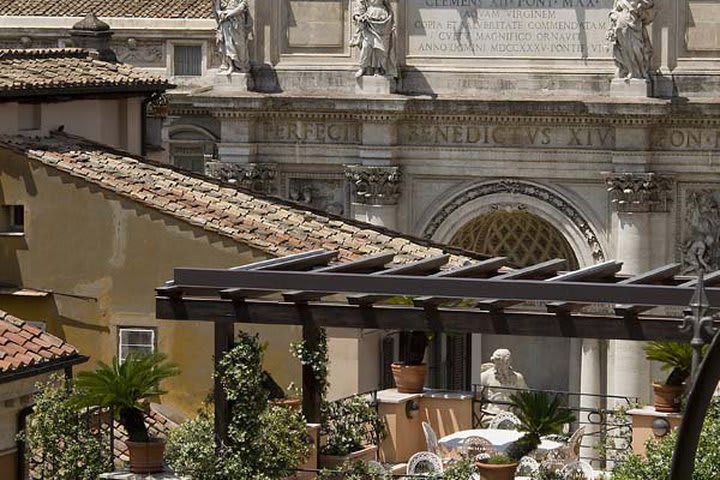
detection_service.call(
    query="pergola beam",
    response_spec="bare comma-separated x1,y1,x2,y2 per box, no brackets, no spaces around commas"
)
170,268,720,307
156,297,696,341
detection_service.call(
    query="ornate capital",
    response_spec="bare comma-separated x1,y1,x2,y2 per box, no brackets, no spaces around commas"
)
604,172,675,213
205,162,277,195
345,165,402,206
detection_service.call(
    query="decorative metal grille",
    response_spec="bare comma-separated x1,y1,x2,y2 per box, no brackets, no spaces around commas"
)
450,209,579,269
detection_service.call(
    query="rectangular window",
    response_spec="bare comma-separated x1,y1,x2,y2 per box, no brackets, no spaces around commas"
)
18,104,41,131
118,328,156,362
173,45,203,76
171,144,207,173
1,205,25,233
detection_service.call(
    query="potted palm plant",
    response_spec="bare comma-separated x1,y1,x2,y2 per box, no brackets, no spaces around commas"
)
74,352,180,473
475,391,575,480
644,341,694,412
391,330,430,393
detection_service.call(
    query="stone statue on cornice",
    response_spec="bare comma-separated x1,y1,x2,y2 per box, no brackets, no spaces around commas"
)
607,0,656,80
350,0,397,79
215,0,253,74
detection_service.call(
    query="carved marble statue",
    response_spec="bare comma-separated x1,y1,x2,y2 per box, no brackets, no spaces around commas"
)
350,0,397,79
215,0,252,73
480,349,528,412
607,0,656,79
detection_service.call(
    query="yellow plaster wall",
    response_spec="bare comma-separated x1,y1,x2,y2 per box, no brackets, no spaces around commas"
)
0,150,303,415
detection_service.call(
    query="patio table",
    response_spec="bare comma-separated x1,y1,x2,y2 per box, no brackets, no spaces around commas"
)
438,428,563,454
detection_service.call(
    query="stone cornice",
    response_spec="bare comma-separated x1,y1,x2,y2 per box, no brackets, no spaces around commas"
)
604,172,675,213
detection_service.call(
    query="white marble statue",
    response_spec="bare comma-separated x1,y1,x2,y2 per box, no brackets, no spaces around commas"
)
607,0,656,80
215,0,252,73
480,349,528,411
350,0,397,79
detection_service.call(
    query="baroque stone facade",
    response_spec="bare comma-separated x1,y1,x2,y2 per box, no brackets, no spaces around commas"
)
680,189,720,273
205,161,277,194
345,165,401,206
605,172,675,213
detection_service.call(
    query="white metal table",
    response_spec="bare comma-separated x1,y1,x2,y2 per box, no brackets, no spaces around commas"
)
438,428,563,454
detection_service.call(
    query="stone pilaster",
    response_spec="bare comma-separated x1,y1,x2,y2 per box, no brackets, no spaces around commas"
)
345,165,402,229
205,161,277,195
604,172,675,405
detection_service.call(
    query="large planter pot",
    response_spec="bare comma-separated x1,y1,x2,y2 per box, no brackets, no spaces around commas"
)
319,444,378,469
269,397,302,409
391,362,427,393
653,382,685,413
475,462,519,480
127,439,166,474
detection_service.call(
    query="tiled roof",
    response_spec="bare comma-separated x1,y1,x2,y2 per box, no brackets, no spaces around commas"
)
0,48,170,98
0,309,83,377
0,0,213,18
0,134,479,266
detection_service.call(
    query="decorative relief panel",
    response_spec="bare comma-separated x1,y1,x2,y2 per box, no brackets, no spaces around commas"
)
680,188,720,273
399,123,615,149
205,162,277,194
285,0,346,49
285,175,348,216
113,39,165,67
406,0,613,58
605,172,674,213
345,165,402,206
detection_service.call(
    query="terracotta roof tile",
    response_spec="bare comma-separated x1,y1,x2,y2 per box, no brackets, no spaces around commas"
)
0,48,169,98
0,0,213,18
0,309,82,376
0,134,482,266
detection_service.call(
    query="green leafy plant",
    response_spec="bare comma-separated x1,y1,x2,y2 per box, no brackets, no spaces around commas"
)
644,341,696,386
291,328,329,401
503,391,575,462
74,352,180,442
484,454,517,465
443,457,476,479
321,395,387,456
611,400,720,479
317,458,389,480
18,374,110,480
166,333,311,480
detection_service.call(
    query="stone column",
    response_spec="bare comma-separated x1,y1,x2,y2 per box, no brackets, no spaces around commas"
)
205,161,277,195
604,172,675,405
345,165,402,229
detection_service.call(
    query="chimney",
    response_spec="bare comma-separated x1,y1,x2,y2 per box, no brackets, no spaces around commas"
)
69,13,116,62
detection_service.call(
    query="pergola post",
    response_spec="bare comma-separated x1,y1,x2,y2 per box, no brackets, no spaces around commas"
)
214,319,234,451
298,303,322,423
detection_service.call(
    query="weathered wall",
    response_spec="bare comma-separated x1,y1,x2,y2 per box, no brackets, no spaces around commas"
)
0,149,307,414
0,98,144,155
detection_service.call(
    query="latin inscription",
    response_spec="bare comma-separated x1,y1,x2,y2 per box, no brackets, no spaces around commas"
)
400,124,615,148
259,121,361,144
407,0,613,58
652,128,720,151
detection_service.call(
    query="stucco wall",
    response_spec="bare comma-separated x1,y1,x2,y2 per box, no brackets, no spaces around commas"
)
0,149,305,414
0,98,144,155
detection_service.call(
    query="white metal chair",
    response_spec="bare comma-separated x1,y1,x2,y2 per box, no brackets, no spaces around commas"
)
560,460,594,480
516,456,540,478
488,411,521,430
421,421,440,455
460,435,496,461
407,451,444,475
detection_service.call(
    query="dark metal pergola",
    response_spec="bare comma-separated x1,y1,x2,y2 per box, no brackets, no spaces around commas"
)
155,249,720,477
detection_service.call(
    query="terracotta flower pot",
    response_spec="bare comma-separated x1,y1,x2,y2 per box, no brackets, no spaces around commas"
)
269,397,302,409
475,462,519,480
391,362,427,393
319,444,378,469
653,382,685,413
127,439,166,474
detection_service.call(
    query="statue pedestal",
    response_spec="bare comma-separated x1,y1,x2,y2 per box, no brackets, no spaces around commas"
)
356,75,396,95
213,71,253,93
610,78,652,98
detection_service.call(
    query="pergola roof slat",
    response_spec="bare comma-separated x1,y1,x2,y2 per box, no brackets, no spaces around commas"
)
346,254,450,305
283,252,396,302
612,263,683,316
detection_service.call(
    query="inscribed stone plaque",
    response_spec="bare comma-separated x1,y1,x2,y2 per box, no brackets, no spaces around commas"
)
286,0,344,48
407,0,613,58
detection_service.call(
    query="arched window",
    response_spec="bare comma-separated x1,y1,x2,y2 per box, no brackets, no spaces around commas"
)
450,208,579,269
168,125,217,174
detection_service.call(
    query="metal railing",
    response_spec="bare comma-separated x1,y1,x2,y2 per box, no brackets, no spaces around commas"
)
472,384,636,469
319,390,384,454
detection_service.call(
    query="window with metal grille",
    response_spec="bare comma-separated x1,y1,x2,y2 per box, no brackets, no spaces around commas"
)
173,45,203,76
118,328,155,362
